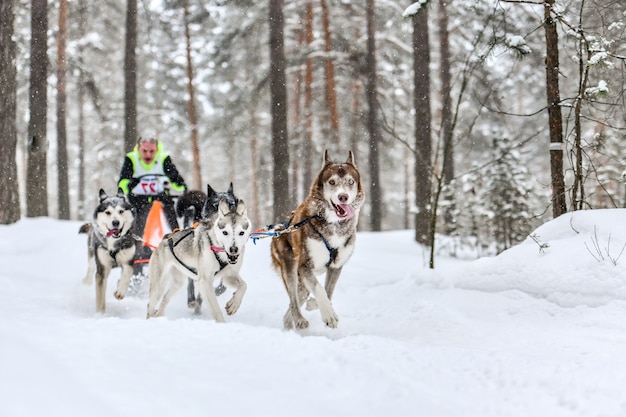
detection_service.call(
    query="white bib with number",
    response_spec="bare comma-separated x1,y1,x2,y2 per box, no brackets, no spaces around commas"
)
131,175,167,195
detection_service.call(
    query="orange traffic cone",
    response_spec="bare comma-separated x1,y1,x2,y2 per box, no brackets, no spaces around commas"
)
143,201,171,249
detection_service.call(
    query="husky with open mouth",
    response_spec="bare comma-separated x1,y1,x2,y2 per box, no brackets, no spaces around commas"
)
176,183,239,312
79,188,138,313
270,150,365,329
147,194,251,322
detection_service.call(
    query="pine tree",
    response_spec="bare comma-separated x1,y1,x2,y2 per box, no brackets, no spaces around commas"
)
484,138,538,253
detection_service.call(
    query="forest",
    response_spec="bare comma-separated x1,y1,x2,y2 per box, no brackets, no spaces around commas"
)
0,0,625,258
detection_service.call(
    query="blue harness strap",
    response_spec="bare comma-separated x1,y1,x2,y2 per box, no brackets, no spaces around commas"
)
250,214,324,244
250,213,338,265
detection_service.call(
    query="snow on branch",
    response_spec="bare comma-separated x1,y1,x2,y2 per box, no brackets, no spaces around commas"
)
402,0,429,18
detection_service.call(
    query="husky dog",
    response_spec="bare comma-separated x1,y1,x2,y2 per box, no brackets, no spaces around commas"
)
270,150,365,329
147,196,251,322
79,188,138,313
177,183,238,311
175,189,207,229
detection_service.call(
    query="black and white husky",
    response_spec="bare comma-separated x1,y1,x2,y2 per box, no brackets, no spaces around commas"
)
176,183,238,312
147,194,251,322
79,188,138,313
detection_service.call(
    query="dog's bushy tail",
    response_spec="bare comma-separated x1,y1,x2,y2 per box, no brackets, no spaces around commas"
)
78,223,92,234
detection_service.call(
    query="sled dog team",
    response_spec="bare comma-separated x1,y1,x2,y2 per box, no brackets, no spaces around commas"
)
80,151,365,330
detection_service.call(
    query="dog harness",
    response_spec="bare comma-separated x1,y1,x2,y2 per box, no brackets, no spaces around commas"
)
307,222,339,267
250,214,324,243
166,228,229,276
251,214,339,267
92,226,139,261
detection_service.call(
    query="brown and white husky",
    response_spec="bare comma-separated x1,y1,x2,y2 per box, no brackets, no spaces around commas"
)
270,150,365,329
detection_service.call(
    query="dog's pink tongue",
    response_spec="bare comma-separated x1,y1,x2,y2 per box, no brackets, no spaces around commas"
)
106,229,119,237
337,204,355,219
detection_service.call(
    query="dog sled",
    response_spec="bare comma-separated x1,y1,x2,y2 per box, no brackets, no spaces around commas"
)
127,174,179,296
128,198,172,296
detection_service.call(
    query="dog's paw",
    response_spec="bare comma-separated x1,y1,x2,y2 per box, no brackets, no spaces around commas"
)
188,301,203,315
225,299,241,316
305,297,318,311
322,313,339,329
295,317,309,330
113,290,126,300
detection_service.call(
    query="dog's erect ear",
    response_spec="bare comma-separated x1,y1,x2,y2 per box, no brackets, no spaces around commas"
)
227,182,234,195
218,198,230,215
203,184,216,216
99,189,108,202
116,188,126,199
346,151,355,166
236,199,247,216
323,149,331,166
207,183,216,198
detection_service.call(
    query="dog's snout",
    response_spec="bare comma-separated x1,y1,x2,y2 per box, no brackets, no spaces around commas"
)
338,193,348,203
229,246,239,255
112,220,120,228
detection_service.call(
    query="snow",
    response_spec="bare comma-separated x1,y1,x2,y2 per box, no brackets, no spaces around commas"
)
402,2,426,18
2,210,626,417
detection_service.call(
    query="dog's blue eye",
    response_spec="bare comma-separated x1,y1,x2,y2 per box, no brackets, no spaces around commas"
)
348,179,354,185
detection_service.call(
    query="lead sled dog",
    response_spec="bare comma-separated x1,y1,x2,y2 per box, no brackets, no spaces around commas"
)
147,193,252,322
270,150,365,329
79,188,138,313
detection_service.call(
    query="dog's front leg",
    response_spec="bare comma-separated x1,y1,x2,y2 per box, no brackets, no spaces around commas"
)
94,265,110,313
197,274,225,323
82,254,96,285
301,269,338,329
280,260,309,330
187,278,199,310
222,273,247,316
114,261,133,300
324,266,343,301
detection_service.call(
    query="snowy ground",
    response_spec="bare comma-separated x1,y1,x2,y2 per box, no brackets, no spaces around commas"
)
2,209,626,417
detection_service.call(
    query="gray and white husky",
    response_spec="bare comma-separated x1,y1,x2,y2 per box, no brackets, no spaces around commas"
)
270,150,365,329
79,188,138,313
147,196,252,322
